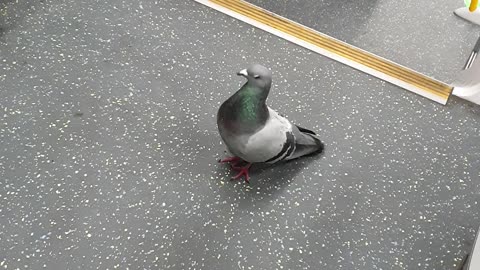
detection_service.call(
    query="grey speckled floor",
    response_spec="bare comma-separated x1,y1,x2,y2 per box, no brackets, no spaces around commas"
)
0,0,479,269
247,0,480,83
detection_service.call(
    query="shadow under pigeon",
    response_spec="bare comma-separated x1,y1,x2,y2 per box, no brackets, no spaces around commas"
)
250,156,320,186
214,153,323,207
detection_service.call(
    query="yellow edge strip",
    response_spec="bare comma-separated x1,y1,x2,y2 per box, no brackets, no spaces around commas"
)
199,0,453,104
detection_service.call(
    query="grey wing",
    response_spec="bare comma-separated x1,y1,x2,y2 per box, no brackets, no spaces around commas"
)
264,130,296,163
262,108,324,163
286,124,324,160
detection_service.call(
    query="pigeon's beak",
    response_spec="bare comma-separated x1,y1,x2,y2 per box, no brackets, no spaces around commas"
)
236,69,248,77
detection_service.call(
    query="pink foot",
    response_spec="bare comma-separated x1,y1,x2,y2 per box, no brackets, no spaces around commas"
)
231,163,252,183
219,156,242,167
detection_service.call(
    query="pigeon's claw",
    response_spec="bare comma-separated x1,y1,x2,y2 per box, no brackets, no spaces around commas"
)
230,163,252,184
219,156,242,167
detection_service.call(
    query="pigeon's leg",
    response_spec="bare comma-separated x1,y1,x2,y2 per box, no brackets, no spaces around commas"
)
231,163,252,183
219,156,242,167
230,163,245,171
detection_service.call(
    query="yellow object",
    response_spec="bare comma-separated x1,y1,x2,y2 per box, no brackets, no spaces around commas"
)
201,0,452,103
470,0,478,12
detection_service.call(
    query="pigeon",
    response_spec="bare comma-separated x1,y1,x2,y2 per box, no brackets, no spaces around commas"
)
217,64,324,183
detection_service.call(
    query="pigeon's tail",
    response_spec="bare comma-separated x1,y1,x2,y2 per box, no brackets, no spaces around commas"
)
308,134,325,155
287,125,324,160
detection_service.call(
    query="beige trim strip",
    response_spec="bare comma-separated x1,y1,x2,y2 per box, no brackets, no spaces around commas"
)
195,0,453,104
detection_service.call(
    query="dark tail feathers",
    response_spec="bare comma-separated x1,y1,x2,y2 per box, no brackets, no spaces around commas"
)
296,125,317,135
295,125,324,156
305,133,324,155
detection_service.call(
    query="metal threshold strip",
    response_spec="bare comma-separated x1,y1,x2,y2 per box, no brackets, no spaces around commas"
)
195,0,453,105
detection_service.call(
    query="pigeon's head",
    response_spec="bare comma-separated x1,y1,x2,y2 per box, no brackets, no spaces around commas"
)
237,64,272,91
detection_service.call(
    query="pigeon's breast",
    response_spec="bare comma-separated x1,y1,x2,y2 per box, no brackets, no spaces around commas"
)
228,108,293,163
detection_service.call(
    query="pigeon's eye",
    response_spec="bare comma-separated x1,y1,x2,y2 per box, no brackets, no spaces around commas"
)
254,75,260,79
